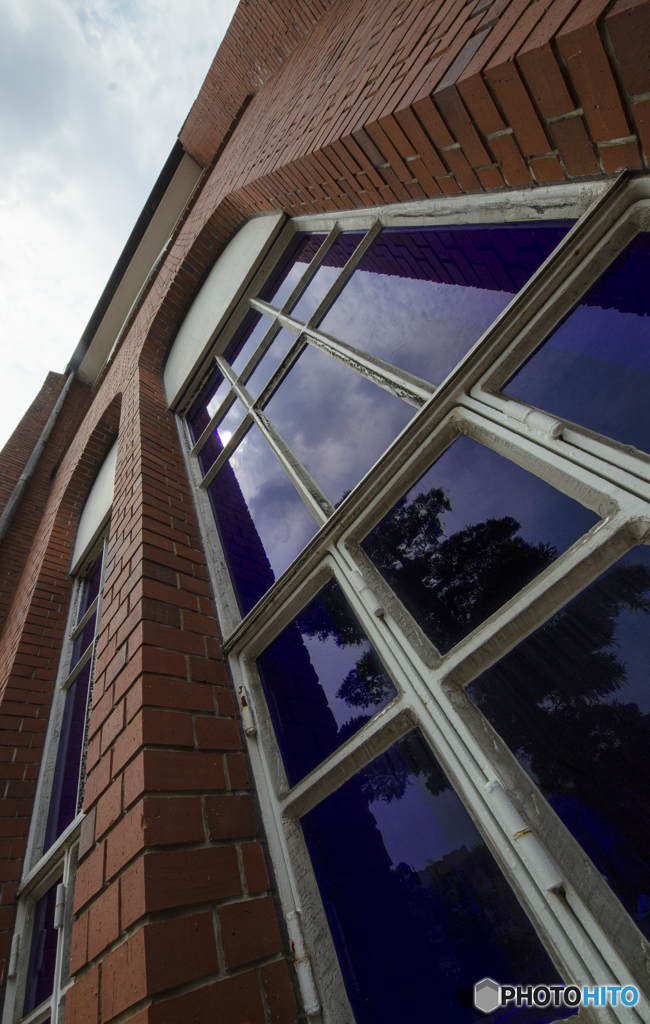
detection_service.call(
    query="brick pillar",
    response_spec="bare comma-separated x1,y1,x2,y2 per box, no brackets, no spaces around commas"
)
67,345,298,1023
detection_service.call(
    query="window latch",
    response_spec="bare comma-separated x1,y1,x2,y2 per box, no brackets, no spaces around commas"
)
238,687,257,737
484,780,563,892
54,883,66,929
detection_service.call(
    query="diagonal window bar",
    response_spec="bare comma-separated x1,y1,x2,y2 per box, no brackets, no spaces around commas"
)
278,224,341,314
69,595,99,641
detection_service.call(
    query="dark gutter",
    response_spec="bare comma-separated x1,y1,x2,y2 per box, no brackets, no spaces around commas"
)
66,139,185,372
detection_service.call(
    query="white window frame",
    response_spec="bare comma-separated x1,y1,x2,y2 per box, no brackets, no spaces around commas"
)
4,532,109,1024
178,175,650,1023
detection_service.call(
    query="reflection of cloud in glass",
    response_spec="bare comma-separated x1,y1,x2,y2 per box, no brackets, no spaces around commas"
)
506,233,650,455
245,328,296,398
291,232,364,322
216,399,245,446
320,225,572,386
264,345,415,505
228,424,318,580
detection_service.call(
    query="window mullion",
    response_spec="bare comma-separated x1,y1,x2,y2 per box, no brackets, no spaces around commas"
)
277,223,341,313
303,218,382,328
198,416,253,489
69,594,99,641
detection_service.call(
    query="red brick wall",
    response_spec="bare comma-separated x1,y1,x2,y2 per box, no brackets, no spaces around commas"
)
0,0,649,1021
0,373,91,635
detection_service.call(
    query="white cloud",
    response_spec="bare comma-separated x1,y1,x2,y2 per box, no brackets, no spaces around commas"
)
0,0,239,447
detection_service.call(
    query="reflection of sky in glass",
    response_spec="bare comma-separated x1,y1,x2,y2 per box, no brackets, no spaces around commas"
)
320,224,572,385
257,579,397,783
363,435,599,654
259,234,327,309
187,366,225,444
302,732,563,1024
505,233,650,455
290,232,364,322
23,878,62,1015
208,424,318,613
206,379,229,420
230,313,274,376
216,399,246,448
264,345,415,505
467,545,650,938
245,328,297,398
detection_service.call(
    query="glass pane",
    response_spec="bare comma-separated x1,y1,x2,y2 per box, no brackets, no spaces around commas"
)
215,399,246,448
44,660,92,848
229,312,274,377
467,545,650,938
207,424,319,614
319,224,572,385
264,345,415,505
70,611,96,671
257,578,397,785
504,233,650,455
362,436,599,654
258,233,328,309
301,731,564,1024
187,366,228,444
77,550,102,622
290,232,364,322
23,877,62,1015
245,328,297,399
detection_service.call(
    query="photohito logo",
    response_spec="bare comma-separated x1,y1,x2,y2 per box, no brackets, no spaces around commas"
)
473,978,639,1013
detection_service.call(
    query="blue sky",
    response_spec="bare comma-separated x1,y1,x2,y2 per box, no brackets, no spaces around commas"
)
0,0,239,447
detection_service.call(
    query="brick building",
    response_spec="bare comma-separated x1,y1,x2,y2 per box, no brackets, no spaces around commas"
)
1,0,650,1022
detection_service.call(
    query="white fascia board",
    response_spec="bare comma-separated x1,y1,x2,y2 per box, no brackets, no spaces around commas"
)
77,154,203,386
163,211,286,410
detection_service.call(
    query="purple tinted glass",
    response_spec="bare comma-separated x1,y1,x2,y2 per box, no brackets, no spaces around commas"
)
245,329,297,399
196,400,246,477
362,435,598,654
44,659,92,848
229,313,274,376
302,731,564,1024
77,550,102,621
257,578,397,784
207,425,319,614
504,233,650,455
259,234,327,309
467,545,650,938
290,232,364,322
23,877,62,1014
319,224,572,385
264,345,415,505
187,366,228,445
70,611,96,670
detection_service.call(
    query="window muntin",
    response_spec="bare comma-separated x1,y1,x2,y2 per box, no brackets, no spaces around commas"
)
318,224,572,387
182,183,650,1021
466,543,650,940
503,232,650,457
360,434,600,655
258,233,328,309
23,875,62,1017
301,730,564,1024
256,578,397,785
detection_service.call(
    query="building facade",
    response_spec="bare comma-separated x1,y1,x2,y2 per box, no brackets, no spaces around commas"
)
1,1,650,1022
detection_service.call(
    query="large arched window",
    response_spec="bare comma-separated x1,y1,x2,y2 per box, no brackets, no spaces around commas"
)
4,440,118,1024
176,177,650,1023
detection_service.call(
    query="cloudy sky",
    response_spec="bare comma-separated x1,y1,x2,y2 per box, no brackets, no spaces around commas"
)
0,0,239,448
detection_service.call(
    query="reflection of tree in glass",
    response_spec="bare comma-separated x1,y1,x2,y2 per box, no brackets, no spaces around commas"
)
363,486,555,653
295,579,396,712
468,558,650,926
358,730,450,804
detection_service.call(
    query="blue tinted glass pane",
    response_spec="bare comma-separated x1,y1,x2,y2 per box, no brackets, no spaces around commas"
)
290,233,364,321
259,234,327,308
24,878,62,1014
362,436,599,654
207,424,319,614
264,345,415,505
467,545,650,938
319,224,572,385
187,366,227,444
70,611,96,671
229,313,274,377
257,578,397,784
44,660,92,847
504,234,650,455
302,731,564,1024
77,550,102,621
216,400,246,448
245,329,297,399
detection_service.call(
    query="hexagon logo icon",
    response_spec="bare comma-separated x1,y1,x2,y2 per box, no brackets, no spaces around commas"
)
474,978,500,1014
